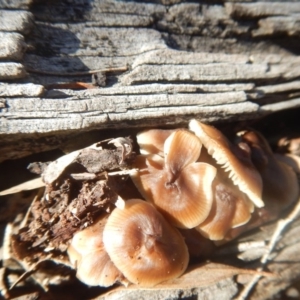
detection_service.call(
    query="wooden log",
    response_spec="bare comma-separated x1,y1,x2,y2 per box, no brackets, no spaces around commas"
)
0,0,299,162
0,1,300,299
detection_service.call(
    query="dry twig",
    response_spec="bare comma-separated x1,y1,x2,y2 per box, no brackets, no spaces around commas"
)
25,66,128,76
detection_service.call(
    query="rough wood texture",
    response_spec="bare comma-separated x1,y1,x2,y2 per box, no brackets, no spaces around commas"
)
0,32,27,60
1,2,300,299
0,10,34,34
0,0,299,161
0,0,32,9
0,63,27,80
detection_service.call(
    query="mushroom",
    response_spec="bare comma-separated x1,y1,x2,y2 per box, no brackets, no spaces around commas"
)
131,129,217,228
195,148,254,240
67,214,123,287
237,130,299,212
195,167,254,240
103,199,189,286
189,119,264,208
137,129,175,156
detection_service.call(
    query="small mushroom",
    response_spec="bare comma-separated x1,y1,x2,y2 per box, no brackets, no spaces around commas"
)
67,214,123,287
189,119,264,208
194,149,254,240
195,167,254,240
103,199,189,286
131,129,217,228
137,129,175,156
238,130,299,212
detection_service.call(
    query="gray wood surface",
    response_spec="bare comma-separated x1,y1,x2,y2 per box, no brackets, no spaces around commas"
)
0,0,299,159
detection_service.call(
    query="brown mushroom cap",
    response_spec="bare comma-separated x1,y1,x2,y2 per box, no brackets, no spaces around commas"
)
195,161,254,240
137,129,175,156
131,130,216,228
67,215,123,287
103,199,189,286
164,129,202,175
189,119,264,208
238,130,299,210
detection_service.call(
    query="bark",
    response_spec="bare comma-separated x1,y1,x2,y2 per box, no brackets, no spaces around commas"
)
0,0,300,161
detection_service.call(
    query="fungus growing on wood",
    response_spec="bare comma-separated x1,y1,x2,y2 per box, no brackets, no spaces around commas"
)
103,199,189,287
189,119,264,208
67,214,123,287
131,130,217,228
238,130,299,211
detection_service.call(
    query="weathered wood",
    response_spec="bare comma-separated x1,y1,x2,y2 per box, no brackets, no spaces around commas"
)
0,63,27,80
0,83,44,97
0,0,32,9
0,10,34,34
226,2,300,18
0,32,26,61
0,0,299,161
253,16,300,37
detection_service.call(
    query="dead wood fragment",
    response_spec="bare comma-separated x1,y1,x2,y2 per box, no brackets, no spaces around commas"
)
10,136,136,279
42,137,134,184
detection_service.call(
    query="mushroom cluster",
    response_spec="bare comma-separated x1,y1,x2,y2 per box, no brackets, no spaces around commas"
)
68,199,189,287
132,129,217,229
236,129,299,218
68,119,299,288
132,121,264,241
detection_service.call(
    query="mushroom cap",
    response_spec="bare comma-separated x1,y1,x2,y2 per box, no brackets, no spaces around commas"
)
103,199,189,287
195,168,253,241
164,129,202,175
67,215,123,287
137,129,175,156
131,130,216,228
189,119,264,208
239,130,299,209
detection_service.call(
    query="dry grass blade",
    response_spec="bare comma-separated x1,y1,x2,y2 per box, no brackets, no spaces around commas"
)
0,178,44,196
